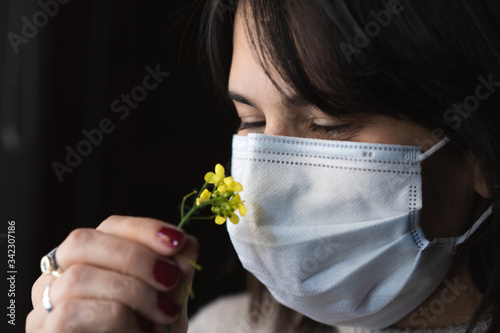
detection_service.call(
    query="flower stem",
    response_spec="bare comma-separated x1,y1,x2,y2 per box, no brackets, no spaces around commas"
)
178,182,209,229
198,181,209,197
178,205,197,229
180,191,197,221
188,215,217,221
186,258,203,271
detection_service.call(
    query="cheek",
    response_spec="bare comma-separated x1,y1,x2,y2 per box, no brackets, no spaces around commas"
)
419,152,476,240
354,116,435,146
237,129,250,136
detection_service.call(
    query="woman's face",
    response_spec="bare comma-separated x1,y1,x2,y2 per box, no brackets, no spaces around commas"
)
228,7,485,241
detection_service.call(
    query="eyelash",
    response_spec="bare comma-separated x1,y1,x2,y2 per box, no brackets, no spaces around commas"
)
310,123,353,136
239,121,352,136
239,121,266,131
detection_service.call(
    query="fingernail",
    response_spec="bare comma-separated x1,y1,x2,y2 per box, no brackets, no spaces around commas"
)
158,227,184,248
157,294,180,318
136,313,155,332
154,260,180,288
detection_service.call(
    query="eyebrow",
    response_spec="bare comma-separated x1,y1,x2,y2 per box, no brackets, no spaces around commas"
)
228,91,309,109
228,91,257,108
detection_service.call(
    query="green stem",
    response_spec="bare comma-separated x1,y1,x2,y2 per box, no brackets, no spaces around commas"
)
186,258,203,271
188,215,217,221
178,182,210,229
199,181,209,194
180,191,197,221
178,205,198,229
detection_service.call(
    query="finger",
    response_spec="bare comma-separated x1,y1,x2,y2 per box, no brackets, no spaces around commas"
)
162,235,200,304
32,274,56,309
50,264,180,325
57,228,182,292
173,234,199,275
168,235,199,333
26,307,47,332
42,299,162,333
28,300,161,333
97,215,187,255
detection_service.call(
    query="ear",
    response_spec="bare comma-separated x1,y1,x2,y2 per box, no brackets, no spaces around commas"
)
473,163,491,198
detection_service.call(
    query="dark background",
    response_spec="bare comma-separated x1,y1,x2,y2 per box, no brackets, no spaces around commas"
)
0,1,246,332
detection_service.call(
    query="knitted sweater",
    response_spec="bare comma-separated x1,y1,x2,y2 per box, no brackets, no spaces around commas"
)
188,293,491,333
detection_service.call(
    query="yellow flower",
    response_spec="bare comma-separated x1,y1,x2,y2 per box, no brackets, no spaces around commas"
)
231,193,247,216
196,189,212,206
214,212,240,225
224,177,243,192
204,164,225,185
215,215,226,225
180,163,246,227
211,192,247,225
217,177,243,195
229,213,240,224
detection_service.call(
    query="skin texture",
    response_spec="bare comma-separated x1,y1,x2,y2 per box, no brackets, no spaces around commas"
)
229,5,491,329
27,216,199,333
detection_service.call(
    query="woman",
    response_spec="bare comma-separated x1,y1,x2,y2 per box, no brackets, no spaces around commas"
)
27,0,499,332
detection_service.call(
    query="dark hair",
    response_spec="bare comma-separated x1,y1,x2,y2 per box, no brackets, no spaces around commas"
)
201,0,500,331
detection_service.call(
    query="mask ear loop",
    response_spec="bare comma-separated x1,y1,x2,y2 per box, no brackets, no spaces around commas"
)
418,137,451,162
455,206,494,246
417,137,494,245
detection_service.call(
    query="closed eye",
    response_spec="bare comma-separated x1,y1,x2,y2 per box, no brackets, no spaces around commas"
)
239,121,266,131
310,123,353,136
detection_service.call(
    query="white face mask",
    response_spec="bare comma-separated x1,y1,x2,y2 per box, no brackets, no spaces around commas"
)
228,133,491,329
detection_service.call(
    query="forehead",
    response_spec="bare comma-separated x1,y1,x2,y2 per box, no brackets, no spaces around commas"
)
229,5,295,106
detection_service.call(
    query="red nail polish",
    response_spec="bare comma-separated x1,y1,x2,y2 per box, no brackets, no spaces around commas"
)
158,227,184,248
154,260,180,288
136,313,155,332
157,294,180,318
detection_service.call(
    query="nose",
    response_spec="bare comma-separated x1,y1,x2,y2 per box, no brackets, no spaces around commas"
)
263,114,299,137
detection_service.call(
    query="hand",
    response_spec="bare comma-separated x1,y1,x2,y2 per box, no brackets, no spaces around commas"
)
27,215,199,333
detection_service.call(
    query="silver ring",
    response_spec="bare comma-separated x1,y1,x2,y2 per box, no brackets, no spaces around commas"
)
42,284,53,312
41,247,63,277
